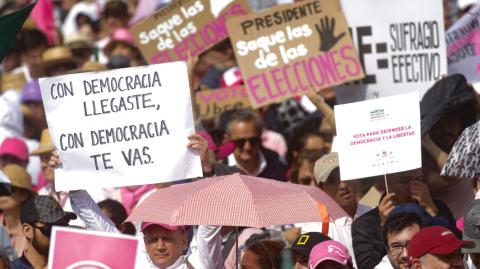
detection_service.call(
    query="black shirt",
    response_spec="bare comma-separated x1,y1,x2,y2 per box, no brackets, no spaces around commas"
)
11,253,34,269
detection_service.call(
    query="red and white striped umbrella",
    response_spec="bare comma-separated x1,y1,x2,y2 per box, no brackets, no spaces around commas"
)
128,173,347,228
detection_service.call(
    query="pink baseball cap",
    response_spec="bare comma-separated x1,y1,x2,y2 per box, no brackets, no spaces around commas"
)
104,28,136,56
141,222,184,232
308,240,352,269
0,137,29,161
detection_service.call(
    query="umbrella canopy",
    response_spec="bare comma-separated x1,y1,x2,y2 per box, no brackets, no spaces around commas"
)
128,173,347,228
441,120,480,179
420,74,476,136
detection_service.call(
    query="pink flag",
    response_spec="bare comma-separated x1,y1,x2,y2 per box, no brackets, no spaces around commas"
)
30,0,57,44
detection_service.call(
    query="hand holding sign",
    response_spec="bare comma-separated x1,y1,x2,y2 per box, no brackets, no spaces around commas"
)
316,16,346,52
187,134,212,174
410,180,438,216
40,62,202,191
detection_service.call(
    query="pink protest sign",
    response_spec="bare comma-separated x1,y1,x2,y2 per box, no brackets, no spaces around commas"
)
130,0,250,64
195,86,251,119
446,2,480,92
48,227,139,269
226,0,364,108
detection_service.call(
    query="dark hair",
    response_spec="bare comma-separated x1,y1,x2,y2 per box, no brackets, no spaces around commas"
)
226,109,263,136
103,0,129,18
287,130,324,166
290,149,324,184
17,29,48,53
98,199,136,235
382,212,423,247
245,240,285,269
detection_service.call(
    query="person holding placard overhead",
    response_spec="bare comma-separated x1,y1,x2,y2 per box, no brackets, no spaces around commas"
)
351,169,459,269
294,152,370,269
48,134,224,269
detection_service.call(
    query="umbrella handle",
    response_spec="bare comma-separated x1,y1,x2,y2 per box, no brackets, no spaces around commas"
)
317,203,330,235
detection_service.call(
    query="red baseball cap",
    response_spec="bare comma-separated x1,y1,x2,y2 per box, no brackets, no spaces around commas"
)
140,222,185,232
408,226,473,261
0,137,28,161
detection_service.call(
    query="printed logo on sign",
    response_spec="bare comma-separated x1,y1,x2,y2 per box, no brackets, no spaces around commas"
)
369,109,388,121
65,260,111,269
372,150,398,167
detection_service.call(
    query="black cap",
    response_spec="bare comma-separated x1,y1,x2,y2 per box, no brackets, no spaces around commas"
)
290,232,331,258
21,195,77,224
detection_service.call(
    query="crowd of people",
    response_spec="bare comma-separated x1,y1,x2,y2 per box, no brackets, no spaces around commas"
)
0,0,480,268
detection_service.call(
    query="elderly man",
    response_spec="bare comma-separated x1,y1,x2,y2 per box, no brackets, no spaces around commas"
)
225,109,286,181
408,226,472,269
50,134,223,268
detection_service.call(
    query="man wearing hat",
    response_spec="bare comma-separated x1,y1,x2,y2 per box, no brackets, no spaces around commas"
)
0,164,35,257
32,46,78,78
31,129,55,189
296,152,370,268
11,195,76,269
461,199,480,269
291,232,331,269
408,226,471,269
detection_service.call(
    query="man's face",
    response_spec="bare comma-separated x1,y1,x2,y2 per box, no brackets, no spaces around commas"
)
229,120,261,164
143,226,188,268
21,46,47,71
40,153,54,183
413,251,464,269
321,169,359,208
31,223,52,257
0,154,26,169
386,224,421,269
387,169,422,205
297,160,316,186
25,220,69,257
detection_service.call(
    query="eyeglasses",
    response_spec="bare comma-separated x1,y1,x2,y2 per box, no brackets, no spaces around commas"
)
232,137,261,148
30,222,69,237
388,242,409,257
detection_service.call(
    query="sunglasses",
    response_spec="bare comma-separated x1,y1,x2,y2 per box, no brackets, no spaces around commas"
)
30,222,69,237
232,137,261,148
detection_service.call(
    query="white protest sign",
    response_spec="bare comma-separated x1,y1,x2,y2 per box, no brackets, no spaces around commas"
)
447,3,480,92
39,62,202,191
335,0,447,103
49,227,139,269
334,92,421,180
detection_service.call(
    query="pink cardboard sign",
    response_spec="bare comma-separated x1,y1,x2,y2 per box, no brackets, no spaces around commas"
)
48,227,139,269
